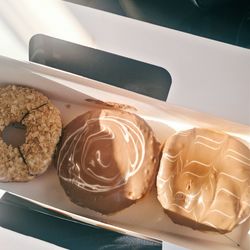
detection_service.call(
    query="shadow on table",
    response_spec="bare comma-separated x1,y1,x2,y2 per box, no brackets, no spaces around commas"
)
0,193,161,250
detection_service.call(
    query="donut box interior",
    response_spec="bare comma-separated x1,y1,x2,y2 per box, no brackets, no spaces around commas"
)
0,55,249,250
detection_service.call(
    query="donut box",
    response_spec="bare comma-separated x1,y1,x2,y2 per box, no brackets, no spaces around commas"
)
0,55,249,249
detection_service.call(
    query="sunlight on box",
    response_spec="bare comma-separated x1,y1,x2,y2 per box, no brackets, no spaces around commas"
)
228,132,250,144
141,115,193,132
0,0,93,59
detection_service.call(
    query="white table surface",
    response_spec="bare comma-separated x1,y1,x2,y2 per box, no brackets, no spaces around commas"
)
0,227,65,250
0,0,249,249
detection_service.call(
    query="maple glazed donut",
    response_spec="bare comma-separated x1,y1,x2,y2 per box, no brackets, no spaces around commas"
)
157,128,250,233
0,85,62,182
56,109,160,214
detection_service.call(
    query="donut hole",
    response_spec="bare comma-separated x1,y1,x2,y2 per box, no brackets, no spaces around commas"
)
2,122,26,147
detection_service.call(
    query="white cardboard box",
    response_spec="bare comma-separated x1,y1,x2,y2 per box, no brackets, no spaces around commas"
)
0,55,249,249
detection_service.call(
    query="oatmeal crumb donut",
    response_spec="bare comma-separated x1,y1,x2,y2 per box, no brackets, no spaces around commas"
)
0,85,62,182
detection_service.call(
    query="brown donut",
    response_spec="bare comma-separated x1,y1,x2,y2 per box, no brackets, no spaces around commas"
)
56,109,160,214
157,128,250,233
0,85,62,182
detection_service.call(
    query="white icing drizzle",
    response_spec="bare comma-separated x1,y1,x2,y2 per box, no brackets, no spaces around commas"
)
195,135,225,144
198,195,205,210
168,178,173,195
194,141,222,151
225,154,250,168
157,175,172,184
207,209,234,218
178,131,190,136
95,150,110,168
218,172,248,183
227,149,250,161
208,187,239,215
179,156,183,172
209,175,214,194
182,171,209,178
58,115,145,193
203,221,217,228
217,188,243,200
193,211,198,222
184,160,211,169
86,168,120,182
162,151,183,161
169,203,194,213
157,176,172,196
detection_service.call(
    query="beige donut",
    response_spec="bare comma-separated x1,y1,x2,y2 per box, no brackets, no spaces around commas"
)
157,128,250,233
0,85,62,182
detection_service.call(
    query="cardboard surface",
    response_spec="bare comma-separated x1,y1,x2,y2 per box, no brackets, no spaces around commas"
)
0,55,249,249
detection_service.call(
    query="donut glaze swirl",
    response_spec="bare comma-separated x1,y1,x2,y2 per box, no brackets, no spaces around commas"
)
56,109,160,214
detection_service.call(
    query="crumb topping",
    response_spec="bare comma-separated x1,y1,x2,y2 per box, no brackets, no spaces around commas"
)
0,85,62,181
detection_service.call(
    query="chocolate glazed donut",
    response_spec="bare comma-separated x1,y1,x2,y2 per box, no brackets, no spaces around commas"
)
56,109,160,214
